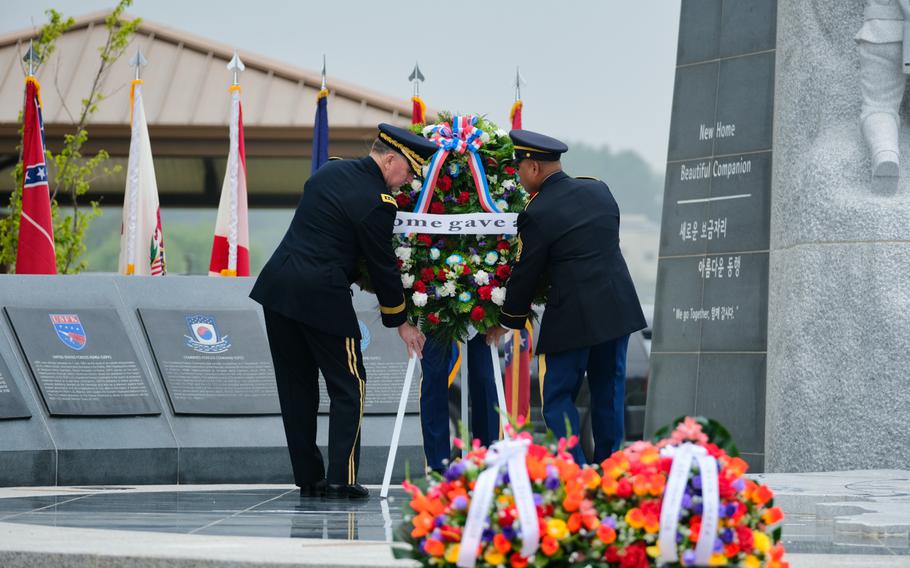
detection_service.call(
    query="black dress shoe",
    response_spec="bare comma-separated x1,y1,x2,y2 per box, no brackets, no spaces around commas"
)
324,482,370,500
299,479,327,498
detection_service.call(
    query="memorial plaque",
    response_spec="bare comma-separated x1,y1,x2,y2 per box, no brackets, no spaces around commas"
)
318,311,420,414
676,0,722,66
4,307,160,416
138,309,280,415
667,62,719,162
715,52,775,156
0,356,31,420
719,0,777,59
706,151,772,255
652,257,704,353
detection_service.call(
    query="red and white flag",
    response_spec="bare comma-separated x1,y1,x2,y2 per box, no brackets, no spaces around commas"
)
15,76,56,274
209,83,250,277
118,79,166,275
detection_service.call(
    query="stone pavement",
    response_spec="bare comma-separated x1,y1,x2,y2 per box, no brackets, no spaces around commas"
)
0,471,906,566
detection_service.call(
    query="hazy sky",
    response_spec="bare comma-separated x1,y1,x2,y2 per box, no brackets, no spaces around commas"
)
0,0,681,170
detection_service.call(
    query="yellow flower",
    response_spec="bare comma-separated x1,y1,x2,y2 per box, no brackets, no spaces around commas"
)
444,544,460,564
483,548,505,565
743,555,761,568
708,553,729,565
646,545,660,558
546,518,569,540
753,531,771,553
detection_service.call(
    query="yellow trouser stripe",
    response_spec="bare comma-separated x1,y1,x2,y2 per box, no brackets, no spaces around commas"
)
510,330,520,423
346,338,365,485
538,354,547,429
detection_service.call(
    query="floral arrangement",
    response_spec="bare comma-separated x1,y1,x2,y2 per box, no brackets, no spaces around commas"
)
361,112,538,343
394,417,788,568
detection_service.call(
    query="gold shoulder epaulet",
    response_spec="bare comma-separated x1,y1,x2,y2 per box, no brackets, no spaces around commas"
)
381,193,397,207
523,192,540,211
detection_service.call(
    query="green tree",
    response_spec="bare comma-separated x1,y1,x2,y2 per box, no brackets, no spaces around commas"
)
0,1,140,274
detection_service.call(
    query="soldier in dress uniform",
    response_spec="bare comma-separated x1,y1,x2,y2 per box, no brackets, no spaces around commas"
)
250,124,436,499
486,130,647,465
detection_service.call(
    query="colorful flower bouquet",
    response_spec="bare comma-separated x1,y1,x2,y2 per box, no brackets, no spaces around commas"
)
394,417,787,568
359,112,543,343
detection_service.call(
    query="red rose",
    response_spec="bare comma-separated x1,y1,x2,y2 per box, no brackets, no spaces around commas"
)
413,281,427,293
604,546,621,564
436,269,448,282
478,285,493,301
417,234,433,247
395,193,411,207
430,202,445,214
619,543,648,568
496,240,510,251
470,306,485,321
436,175,452,192
496,265,512,280
509,553,528,568
462,265,471,276
456,191,470,204
736,526,753,551
420,268,435,282
427,312,440,325
504,166,516,175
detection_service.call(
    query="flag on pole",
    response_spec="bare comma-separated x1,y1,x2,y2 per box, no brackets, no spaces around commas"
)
118,77,166,276
409,62,426,124
312,56,329,174
504,321,534,423
209,55,250,277
510,66,525,130
15,75,56,274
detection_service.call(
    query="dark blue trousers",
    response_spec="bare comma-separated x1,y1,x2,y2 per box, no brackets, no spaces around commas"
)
420,333,500,472
539,335,630,465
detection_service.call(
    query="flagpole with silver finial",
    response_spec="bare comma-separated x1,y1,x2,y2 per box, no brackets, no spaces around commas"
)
320,54,327,92
227,51,245,86
514,66,525,102
23,40,39,77
224,51,245,276
128,47,148,81
409,61,425,97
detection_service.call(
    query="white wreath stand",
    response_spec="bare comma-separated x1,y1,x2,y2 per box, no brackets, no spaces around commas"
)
380,338,511,499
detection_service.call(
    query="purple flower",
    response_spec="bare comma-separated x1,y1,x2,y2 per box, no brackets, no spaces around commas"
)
681,492,692,509
683,550,696,565
431,528,442,540
481,528,494,543
435,515,445,528
452,495,468,510
445,462,465,481
732,478,746,492
691,476,702,491
545,476,561,490
712,536,723,553
720,528,734,543
601,516,616,529
726,503,739,517
677,533,684,544
693,502,703,515
502,472,511,485
533,493,543,506
502,527,516,540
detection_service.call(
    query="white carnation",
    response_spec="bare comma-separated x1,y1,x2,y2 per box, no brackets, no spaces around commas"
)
484,251,499,265
488,174,498,185
401,273,415,288
410,179,423,191
474,270,490,286
422,125,435,136
491,287,507,306
471,255,482,265
502,179,516,190
495,128,508,138
395,246,412,262
440,281,457,297
480,131,491,144
412,291,428,307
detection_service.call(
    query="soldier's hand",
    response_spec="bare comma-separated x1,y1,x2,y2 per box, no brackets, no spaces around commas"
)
485,325,510,346
398,322,425,359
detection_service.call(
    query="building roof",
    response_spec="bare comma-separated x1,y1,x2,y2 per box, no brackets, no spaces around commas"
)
0,10,424,128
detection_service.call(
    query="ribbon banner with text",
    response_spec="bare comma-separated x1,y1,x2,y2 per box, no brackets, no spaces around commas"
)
393,212,518,235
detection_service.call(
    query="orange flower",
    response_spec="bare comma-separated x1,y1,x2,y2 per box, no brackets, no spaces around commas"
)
643,512,660,534
770,543,786,561
632,474,650,497
601,455,630,479
625,508,646,530
493,533,512,554
597,524,617,544
424,538,445,557
639,446,660,465
580,467,601,490
541,535,559,557
725,456,749,478
762,506,784,526
752,484,774,506
411,511,434,538
567,512,582,533
601,476,619,495
526,456,548,482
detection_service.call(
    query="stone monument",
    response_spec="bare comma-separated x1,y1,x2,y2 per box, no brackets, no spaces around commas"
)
648,0,910,473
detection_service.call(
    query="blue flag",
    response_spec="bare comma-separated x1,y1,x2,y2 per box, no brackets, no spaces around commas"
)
312,89,329,174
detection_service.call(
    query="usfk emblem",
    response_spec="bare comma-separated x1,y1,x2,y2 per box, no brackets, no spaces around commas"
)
49,314,87,351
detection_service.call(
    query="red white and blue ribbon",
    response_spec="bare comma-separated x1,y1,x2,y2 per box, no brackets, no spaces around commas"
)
413,115,502,214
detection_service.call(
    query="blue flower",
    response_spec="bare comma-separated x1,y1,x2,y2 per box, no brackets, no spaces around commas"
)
452,495,468,510
458,291,472,303
446,254,464,267
445,461,465,481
